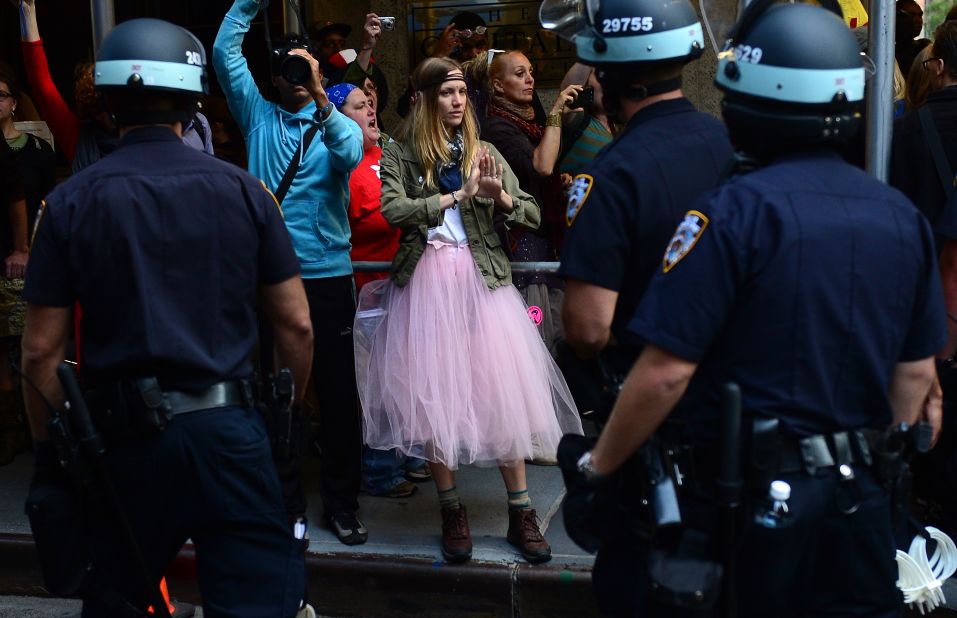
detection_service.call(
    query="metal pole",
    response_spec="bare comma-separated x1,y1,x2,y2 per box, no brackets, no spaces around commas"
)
865,0,895,181
284,0,302,36
89,0,115,54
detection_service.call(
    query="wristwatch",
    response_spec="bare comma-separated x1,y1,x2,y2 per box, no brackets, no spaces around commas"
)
576,450,606,483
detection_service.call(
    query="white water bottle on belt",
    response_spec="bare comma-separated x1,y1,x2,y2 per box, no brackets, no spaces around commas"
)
754,480,792,529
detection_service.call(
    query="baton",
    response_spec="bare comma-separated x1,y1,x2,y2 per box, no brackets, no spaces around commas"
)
716,382,742,618
56,362,172,618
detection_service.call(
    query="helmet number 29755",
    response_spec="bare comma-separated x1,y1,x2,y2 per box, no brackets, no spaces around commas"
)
601,17,653,33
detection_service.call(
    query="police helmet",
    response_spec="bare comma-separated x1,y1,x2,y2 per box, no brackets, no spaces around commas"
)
95,18,208,124
540,0,704,67
716,1,864,151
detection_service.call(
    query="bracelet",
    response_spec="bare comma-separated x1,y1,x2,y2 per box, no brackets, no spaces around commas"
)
451,190,459,210
546,113,562,128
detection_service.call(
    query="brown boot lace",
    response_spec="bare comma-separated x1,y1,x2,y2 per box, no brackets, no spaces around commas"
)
442,506,469,539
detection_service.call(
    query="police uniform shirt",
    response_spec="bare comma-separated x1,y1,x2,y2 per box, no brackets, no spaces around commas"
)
558,98,732,349
630,150,946,439
24,126,300,390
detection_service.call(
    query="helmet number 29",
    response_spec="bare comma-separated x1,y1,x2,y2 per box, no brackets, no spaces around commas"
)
733,45,763,64
601,17,653,33
185,51,202,66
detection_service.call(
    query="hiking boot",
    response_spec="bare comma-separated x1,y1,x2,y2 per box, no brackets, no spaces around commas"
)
440,505,472,563
362,478,417,498
507,508,551,564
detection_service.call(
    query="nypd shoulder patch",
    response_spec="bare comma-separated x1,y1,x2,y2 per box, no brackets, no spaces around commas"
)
260,180,283,215
31,200,47,246
565,174,594,227
662,210,709,273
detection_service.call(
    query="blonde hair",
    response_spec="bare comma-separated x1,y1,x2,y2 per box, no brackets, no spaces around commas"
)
395,57,479,189
463,49,520,97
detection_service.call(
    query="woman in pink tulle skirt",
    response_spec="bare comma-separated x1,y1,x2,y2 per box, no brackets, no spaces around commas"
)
354,57,582,564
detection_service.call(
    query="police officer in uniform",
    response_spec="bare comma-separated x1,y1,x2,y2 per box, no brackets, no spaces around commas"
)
544,0,733,420
570,3,946,615
21,19,314,617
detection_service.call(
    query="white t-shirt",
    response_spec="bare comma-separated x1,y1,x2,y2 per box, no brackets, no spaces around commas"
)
427,203,468,246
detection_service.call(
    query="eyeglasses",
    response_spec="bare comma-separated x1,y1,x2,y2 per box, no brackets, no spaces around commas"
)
0,91,12,101
922,57,943,69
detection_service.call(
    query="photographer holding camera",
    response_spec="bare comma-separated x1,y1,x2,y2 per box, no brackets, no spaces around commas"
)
213,0,368,548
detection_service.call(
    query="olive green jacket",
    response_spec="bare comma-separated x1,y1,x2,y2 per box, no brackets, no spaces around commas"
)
380,139,540,289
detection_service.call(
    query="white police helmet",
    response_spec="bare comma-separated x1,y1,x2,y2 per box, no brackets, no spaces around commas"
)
95,18,208,97
716,1,864,148
540,0,705,67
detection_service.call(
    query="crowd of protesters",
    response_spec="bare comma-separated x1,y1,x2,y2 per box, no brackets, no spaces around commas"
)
3,0,957,578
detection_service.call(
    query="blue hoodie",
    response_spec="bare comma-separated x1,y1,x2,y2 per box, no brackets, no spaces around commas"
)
213,0,363,279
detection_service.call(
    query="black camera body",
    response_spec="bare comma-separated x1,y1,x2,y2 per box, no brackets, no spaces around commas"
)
271,38,313,85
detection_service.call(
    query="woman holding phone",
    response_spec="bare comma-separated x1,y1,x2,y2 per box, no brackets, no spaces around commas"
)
354,56,581,564
465,50,584,356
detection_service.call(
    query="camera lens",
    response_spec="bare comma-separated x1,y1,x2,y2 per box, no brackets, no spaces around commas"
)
281,55,311,85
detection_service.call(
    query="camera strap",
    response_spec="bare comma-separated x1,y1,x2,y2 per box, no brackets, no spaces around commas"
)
918,105,956,202
274,124,321,204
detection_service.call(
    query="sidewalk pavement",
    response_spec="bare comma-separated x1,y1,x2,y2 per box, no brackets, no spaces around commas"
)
0,450,597,617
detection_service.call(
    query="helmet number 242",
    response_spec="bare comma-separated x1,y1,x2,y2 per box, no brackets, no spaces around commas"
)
601,17,653,33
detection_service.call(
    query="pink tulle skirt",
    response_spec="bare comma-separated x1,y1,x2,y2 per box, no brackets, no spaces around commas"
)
354,242,582,469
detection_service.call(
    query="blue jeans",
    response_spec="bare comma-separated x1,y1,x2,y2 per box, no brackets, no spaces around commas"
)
361,446,427,494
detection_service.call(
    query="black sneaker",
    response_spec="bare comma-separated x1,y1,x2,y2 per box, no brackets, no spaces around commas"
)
325,511,368,545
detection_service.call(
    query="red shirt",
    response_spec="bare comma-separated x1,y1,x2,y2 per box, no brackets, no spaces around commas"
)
348,145,399,291
21,39,81,163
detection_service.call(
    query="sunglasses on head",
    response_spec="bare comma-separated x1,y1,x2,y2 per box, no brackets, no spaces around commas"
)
455,25,487,40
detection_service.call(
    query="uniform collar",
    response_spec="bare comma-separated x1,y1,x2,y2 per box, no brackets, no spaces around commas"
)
767,147,845,166
622,97,696,133
117,126,183,148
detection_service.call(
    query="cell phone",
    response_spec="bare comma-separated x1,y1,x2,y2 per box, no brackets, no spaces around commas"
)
380,16,396,31
570,86,595,110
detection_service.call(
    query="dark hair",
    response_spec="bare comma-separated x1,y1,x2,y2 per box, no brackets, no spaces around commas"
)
0,67,21,101
934,20,957,80
948,5,957,22
450,11,486,31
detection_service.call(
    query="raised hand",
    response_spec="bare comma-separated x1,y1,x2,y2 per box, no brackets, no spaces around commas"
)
433,22,460,59
460,146,487,200
475,151,504,200
552,84,584,115
362,13,381,50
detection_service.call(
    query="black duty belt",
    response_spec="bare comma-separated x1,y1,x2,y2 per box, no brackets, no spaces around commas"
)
778,430,873,475
163,381,247,416
85,378,250,419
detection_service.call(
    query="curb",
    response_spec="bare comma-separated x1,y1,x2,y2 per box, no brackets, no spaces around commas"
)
0,533,598,617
